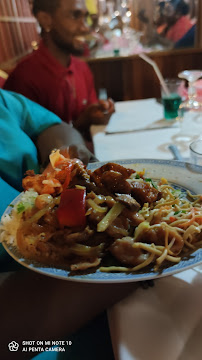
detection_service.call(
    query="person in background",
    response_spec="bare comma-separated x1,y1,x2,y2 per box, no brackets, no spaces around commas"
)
163,0,193,44
138,1,173,48
0,88,135,360
174,23,196,48
139,0,194,48
153,1,167,36
4,0,114,144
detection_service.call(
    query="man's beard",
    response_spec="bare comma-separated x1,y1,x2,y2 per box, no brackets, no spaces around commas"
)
50,29,84,56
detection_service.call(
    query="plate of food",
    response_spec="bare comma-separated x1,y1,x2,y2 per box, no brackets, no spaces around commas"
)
0,151,202,283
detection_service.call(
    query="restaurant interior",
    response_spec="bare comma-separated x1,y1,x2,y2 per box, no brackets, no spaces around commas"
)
0,0,202,100
1,1,202,360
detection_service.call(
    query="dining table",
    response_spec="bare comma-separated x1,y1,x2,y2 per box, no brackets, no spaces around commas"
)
91,97,202,162
90,97,202,360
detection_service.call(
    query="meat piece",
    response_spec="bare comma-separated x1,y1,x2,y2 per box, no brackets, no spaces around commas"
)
92,162,135,178
110,237,148,266
115,193,140,211
106,215,130,238
122,209,145,227
135,226,184,255
70,162,98,192
101,171,132,194
63,226,94,244
90,162,135,187
131,181,160,205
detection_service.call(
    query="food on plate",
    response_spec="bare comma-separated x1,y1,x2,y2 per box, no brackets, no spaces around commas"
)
1,150,202,273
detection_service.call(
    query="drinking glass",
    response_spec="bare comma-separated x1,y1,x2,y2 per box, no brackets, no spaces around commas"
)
189,139,202,167
172,70,202,144
178,70,202,112
161,79,182,121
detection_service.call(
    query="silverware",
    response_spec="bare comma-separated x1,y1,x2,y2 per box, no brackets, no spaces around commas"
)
105,125,174,135
168,145,184,161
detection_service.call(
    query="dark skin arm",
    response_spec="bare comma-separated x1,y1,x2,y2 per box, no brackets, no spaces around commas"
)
36,121,98,168
73,99,115,132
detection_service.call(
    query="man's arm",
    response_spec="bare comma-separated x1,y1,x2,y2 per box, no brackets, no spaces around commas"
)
73,99,115,133
36,121,97,166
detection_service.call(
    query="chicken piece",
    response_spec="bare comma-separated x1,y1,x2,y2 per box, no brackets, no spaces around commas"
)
110,237,148,266
135,226,184,255
122,208,145,227
90,162,135,187
106,215,130,238
131,180,160,205
70,162,98,192
100,171,132,194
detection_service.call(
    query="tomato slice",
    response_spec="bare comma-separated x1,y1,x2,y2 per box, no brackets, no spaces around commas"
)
57,188,86,227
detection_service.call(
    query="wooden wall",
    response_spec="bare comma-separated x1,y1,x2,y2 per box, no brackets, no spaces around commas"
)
87,47,202,101
0,0,39,72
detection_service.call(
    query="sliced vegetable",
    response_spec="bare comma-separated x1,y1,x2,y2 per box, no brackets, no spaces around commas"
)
97,202,124,232
57,189,86,227
145,178,158,189
134,221,150,241
50,149,67,168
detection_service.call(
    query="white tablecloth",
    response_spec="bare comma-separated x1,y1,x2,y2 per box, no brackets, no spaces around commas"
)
91,98,202,162
91,98,202,360
108,266,202,360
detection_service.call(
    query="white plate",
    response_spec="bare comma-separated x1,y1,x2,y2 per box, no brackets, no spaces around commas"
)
1,159,202,283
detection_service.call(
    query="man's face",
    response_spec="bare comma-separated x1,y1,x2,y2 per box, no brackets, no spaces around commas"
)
162,3,176,22
49,0,90,55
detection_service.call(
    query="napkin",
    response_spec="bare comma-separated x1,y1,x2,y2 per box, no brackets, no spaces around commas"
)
106,99,178,134
108,267,202,360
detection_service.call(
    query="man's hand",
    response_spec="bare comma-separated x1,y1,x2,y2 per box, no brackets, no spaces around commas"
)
37,122,98,170
86,98,115,125
75,98,115,130
43,144,98,174
60,144,98,165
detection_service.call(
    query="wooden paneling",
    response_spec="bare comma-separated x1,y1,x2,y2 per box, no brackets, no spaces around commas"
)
88,57,124,101
87,48,202,101
0,0,39,71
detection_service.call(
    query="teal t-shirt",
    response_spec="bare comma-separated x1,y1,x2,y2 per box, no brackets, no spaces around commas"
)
0,89,61,191
0,89,61,266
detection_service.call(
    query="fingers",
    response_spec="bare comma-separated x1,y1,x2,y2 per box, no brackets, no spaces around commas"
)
69,144,92,165
107,98,115,113
59,146,71,159
98,98,115,114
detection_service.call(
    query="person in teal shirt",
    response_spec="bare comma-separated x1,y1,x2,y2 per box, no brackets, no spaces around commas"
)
0,89,135,360
0,89,95,194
